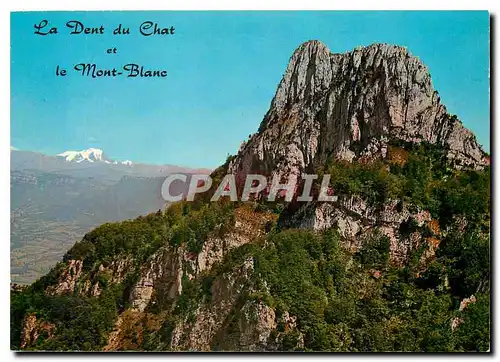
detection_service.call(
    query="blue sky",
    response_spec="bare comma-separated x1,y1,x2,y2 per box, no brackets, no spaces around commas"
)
11,11,490,168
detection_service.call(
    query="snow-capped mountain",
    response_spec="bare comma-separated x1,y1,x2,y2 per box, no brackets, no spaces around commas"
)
57,148,106,163
56,148,132,166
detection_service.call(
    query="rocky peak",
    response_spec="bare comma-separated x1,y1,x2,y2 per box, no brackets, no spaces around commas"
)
271,40,333,114
231,41,487,181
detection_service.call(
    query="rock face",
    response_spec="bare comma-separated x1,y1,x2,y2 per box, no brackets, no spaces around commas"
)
170,256,256,351
229,41,487,183
452,295,478,332
284,195,438,264
46,259,83,295
95,206,296,352
20,314,55,349
128,207,276,313
169,257,303,351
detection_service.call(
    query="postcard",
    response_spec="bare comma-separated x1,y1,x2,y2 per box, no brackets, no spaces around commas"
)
10,11,490,352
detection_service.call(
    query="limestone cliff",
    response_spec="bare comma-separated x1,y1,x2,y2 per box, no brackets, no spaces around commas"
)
229,40,487,183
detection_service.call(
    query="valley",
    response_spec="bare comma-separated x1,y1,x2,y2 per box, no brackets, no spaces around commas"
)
10,149,209,284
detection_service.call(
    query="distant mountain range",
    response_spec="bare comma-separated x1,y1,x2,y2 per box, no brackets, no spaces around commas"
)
12,148,209,180
10,148,210,284
55,147,134,166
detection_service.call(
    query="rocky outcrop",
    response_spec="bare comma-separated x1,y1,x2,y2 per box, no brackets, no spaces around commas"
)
10,283,25,293
46,256,133,298
459,295,477,312
283,195,437,263
80,258,133,297
129,206,276,312
20,314,55,348
237,301,277,350
237,304,304,351
170,256,256,351
46,259,83,295
129,247,183,312
229,41,487,185
168,257,303,351
452,295,478,332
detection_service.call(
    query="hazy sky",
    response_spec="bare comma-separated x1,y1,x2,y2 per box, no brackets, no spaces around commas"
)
11,11,490,168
